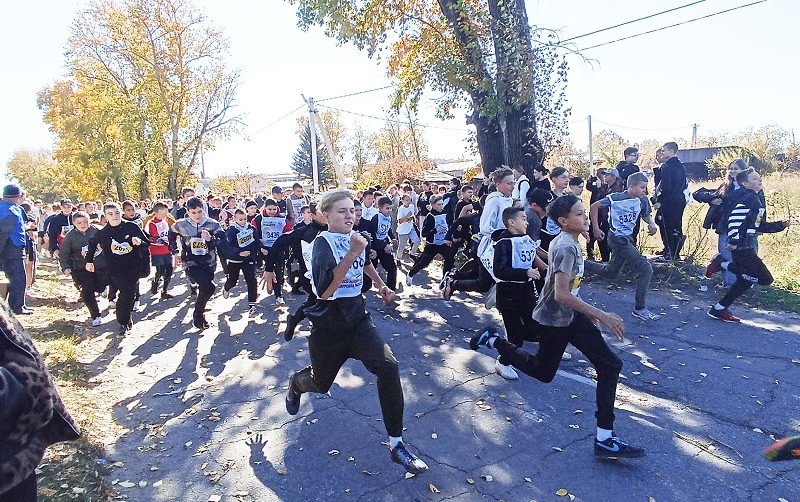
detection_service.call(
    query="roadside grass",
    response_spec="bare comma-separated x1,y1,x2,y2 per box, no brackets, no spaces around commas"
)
23,260,118,502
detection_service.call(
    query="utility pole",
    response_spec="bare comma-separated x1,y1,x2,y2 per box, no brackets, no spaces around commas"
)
588,115,593,176
302,95,320,194
692,123,698,148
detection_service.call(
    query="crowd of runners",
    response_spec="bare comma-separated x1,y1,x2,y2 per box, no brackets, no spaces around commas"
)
0,141,796,500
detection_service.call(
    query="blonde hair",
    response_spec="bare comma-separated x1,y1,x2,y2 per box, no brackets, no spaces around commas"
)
318,189,353,213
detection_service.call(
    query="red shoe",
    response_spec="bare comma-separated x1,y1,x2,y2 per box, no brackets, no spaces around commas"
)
705,255,725,278
764,435,800,461
707,308,740,323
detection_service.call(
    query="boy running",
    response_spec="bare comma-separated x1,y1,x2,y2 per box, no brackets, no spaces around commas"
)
470,194,645,459
285,189,428,474
221,208,260,317
146,202,176,299
367,196,398,291
59,211,107,326
589,172,661,321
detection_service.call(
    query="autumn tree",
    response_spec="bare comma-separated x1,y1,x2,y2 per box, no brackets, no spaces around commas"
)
40,0,242,200
349,122,374,180
5,149,81,202
288,0,570,175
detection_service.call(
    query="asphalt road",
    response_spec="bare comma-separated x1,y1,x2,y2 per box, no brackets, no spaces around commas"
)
84,265,800,502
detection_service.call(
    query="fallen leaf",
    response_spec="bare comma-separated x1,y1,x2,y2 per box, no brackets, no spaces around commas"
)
552,447,563,452
405,472,415,479
556,488,569,496
328,450,339,455
753,428,764,433
431,433,438,439
208,496,222,502
150,466,159,471
429,483,440,493
568,424,580,429
467,478,475,484
568,494,576,501
414,412,425,418
153,480,163,487
362,470,380,476
139,481,147,488
111,461,124,468
72,488,86,494
481,474,493,482
118,481,135,488
277,470,287,475
348,456,355,461
234,491,249,498
573,409,583,414
524,477,532,482
649,498,656,502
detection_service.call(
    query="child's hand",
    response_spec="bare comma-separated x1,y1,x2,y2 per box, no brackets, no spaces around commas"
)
648,223,658,236
379,285,395,305
239,251,250,257
598,312,625,339
526,268,540,280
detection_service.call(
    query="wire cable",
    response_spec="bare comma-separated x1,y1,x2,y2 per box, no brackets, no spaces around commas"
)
316,85,394,103
579,0,767,51
317,104,469,132
593,119,694,132
246,105,304,139
562,0,707,42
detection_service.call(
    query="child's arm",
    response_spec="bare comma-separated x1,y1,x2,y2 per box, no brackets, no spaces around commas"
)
364,262,394,304
553,271,625,339
590,200,605,240
316,234,367,300
641,214,658,235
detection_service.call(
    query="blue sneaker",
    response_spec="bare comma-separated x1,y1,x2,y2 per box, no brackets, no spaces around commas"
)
594,434,646,459
390,442,428,474
469,326,500,350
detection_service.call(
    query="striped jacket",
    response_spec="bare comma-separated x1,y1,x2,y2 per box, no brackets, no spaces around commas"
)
725,188,786,250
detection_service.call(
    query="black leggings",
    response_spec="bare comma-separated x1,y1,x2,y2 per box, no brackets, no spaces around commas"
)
407,243,455,278
72,268,104,319
225,261,257,304
153,262,174,293
186,265,216,318
291,312,404,437
371,245,397,291
498,307,538,366
720,248,773,308
111,272,138,327
494,312,622,430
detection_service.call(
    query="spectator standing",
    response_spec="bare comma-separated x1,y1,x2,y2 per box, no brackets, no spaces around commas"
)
654,142,688,260
0,185,33,315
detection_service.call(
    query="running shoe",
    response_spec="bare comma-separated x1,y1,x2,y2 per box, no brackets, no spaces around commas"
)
275,296,285,307
161,292,174,300
405,274,414,286
108,300,116,309
284,315,298,341
438,271,451,290
442,278,453,301
222,288,230,299
193,314,209,330
484,284,497,310
632,308,661,321
764,435,800,462
91,316,103,327
469,326,500,350
561,352,572,361
594,434,646,459
705,255,725,278
133,300,141,311
707,308,740,323
285,379,301,415
389,442,429,474
495,357,519,380
248,305,259,318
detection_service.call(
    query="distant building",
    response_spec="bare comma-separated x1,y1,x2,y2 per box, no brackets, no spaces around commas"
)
677,146,760,180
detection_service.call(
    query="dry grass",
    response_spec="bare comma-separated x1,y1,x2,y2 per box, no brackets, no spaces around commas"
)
23,260,119,501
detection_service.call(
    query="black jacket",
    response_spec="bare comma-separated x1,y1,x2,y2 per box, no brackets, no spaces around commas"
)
86,222,149,278
616,161,640,189
693,182,739,232
492,230,538,311
725,188,787,250
421,209,452,244
656,157,687,206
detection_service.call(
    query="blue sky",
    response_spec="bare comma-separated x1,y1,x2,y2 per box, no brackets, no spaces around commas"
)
1,0,797,180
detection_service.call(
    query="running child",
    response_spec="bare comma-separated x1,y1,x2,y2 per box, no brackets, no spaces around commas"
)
395,194,420,265
146,202,176,299
470,194,646,459
589,172,661,321
367,196,398,291
59,211,107,326
405,195,455,287
221,208,260,317
285,189,428,474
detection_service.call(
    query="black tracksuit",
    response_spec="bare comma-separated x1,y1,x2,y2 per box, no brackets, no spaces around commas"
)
655,156,687,259
287,221,327,327
407,209,455,278
86,222,149,328
220,223,261,305
366,213,397,291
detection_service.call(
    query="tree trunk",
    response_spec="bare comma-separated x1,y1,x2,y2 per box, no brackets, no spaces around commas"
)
469,105,506,175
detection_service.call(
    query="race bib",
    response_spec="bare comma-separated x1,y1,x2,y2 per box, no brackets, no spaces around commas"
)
510,236,538,269
313,232,365,299
111,238,133,255
376,213,392,241
80,245,102,258
61,225,74,237
261,217,285,247
189,236,208,255
236,228,255,247
433,214,448,245
479,240,497,281
571,261,584,296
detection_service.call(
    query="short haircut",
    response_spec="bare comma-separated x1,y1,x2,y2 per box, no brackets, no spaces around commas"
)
736,167,757,184
547,193,581,226
429,194,443,206
271,186,282,194
624,147,639,157
492,166,514,182
181,186,195,197
153,202,168,212
309,202,318,214
319,189,353,213
533,164,549,175
627,172,648,187
103,203,120,213
402,184,413,192
362,190,375,198
292,182,303,190
263,199,278,207
450,177,460,184
663,142,679,153
377,196,392,207
121,200,135,210
186,197,204,210
550,166,568,179
730,158,749,170
461,185,474,193
401,194,412,201
299,204,310,213
502,206,524,227
353,199,362,207
233,208,246,217
569,176,584,187
72,210,89,221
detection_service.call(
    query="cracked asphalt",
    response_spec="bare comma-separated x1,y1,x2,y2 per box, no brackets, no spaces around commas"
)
84,265,800,502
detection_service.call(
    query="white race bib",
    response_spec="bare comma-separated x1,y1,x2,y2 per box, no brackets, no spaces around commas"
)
111,238,132,255
61,225,74,237
433,214,448,245
189,236,208,256
312,231,365,299
260,217,285,247
236,228,255,248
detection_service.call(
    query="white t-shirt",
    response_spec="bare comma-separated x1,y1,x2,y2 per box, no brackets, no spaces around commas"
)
397,205,416,235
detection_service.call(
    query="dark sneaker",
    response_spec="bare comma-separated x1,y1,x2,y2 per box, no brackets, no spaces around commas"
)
150,278,158,294
193,315,210,330
764,435,800,462
438,271,451,290
161,292,174,300
594,435,646,459
284,315,299,341
285,379,301,415
390,442,429,474
470,326,500,350
705,255,725,278
707,308,740,323
190,285,198,297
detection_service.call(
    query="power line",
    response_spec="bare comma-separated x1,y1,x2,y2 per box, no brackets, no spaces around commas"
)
316,85,394,103
246,105,304,139
579,0,768,51
562,0,707,42
317,104,469,132
593,119,694,132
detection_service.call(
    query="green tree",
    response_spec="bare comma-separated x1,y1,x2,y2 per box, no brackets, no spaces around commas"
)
288,0,570,175
349,122,374,180
592,130,628,167
291,123,333,185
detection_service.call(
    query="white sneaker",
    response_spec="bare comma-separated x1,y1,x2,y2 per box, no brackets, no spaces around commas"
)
108,300,116,309
222,288,230,299
405,274,414,286
561,352,572,361
248,305,258,318
632,308,661,321
495,356,519,380
484,284,497,310
275,296,285,307
133,300,141,311
91,317,102,327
